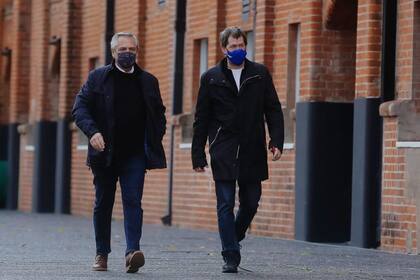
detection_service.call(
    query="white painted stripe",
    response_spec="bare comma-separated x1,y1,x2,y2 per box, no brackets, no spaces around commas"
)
396,141,420,148
76,145,88,151
25,145,35,151
179,143,192,149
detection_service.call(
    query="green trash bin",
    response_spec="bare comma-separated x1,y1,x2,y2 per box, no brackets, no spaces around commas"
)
0,161,7,208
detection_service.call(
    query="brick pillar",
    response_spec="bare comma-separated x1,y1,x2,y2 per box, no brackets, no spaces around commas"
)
9,0,31,123
54,0,82,214
137,0,146,68
299,0,323,101
29,0,50,122
355,0,382,98
350,0,384,248
254,0,275,71
29,0,57,213
6,0,31,210
396,0,417,99
208,0,225,66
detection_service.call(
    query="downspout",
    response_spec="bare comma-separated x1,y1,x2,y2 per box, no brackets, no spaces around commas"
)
105,0,115,65
161,0,186,226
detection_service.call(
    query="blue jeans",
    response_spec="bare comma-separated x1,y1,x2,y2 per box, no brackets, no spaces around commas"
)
91,153,146,256
215,180,262,253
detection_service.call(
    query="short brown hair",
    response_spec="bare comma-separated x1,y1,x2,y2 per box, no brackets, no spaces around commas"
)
219,27,247,48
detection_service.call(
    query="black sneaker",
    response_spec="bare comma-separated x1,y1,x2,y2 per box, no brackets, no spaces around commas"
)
222,250,241,273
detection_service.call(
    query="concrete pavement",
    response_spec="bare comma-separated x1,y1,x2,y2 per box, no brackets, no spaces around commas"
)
1,210,420,279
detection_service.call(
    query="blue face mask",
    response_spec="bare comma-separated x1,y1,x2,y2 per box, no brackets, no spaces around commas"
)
226,49,247,65
117,52,136,69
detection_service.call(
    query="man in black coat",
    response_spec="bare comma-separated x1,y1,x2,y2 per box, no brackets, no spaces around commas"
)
192,27,284,273
72,32,166,273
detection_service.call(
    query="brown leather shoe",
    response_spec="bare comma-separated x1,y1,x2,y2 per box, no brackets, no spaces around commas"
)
125,251,145,273
92,254,108,271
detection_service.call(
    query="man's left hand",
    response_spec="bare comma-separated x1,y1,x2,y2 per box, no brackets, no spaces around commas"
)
271,147,282,161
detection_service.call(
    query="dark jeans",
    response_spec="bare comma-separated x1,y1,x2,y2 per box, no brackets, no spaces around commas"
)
91,153,146,256
215,180,262,253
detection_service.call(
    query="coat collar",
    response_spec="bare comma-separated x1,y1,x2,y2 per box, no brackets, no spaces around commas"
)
218,58,256,79
214,58,260,94
102,60,144,82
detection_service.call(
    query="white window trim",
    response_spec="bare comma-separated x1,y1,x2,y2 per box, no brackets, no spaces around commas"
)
25,145,35,152
396,141,420,148
199,39,208,77
295,24,301,103
76,145,88,151
179,143,295,150
283,143,295,150
179,143,192,149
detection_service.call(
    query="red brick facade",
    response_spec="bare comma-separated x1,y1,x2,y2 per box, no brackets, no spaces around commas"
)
1,0,420,254
379,0,420,254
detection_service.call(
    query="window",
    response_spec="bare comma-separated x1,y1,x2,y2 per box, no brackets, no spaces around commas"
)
1,47,11,82
285,23,301,144
77,57,101,147
199,39,208,77
246,31,254,61
192,38,208,103
287,23,301,106
157,0,165,6
89,57,101,71
184,38,209,144
49,36,61,76
48,36,61,121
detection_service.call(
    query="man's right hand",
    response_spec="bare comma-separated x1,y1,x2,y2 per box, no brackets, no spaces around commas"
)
90,132,105,152
194,167,206,172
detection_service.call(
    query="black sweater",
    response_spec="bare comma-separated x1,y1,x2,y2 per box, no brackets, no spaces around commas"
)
113,67,146,160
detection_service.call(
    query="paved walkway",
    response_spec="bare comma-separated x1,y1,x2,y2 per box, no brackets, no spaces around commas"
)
1,210,420,279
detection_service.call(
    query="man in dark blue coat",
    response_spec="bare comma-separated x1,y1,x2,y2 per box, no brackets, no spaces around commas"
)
192,27,284,273
72,32,166,273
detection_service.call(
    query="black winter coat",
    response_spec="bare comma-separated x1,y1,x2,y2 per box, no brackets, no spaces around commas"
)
191,59,284,181
72,63,167,169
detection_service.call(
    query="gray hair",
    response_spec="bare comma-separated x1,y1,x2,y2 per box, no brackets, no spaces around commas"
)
110,32,139,52
219,27,247,48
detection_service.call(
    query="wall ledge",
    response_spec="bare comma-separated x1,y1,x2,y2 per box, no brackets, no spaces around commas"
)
379,100,414,117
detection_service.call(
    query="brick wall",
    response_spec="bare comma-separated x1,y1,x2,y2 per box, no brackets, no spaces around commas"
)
58,0,82,119
355,0,382,98
381,117,417,253
17,131,33,212
29,0,50,123
380,0,420,254
8,0,32,213
8,0,31,124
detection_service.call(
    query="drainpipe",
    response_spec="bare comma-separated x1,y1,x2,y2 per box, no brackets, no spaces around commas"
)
105,0,115,65
161,0,186,226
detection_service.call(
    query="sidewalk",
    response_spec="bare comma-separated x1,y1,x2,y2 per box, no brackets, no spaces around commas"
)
1,210,420,280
